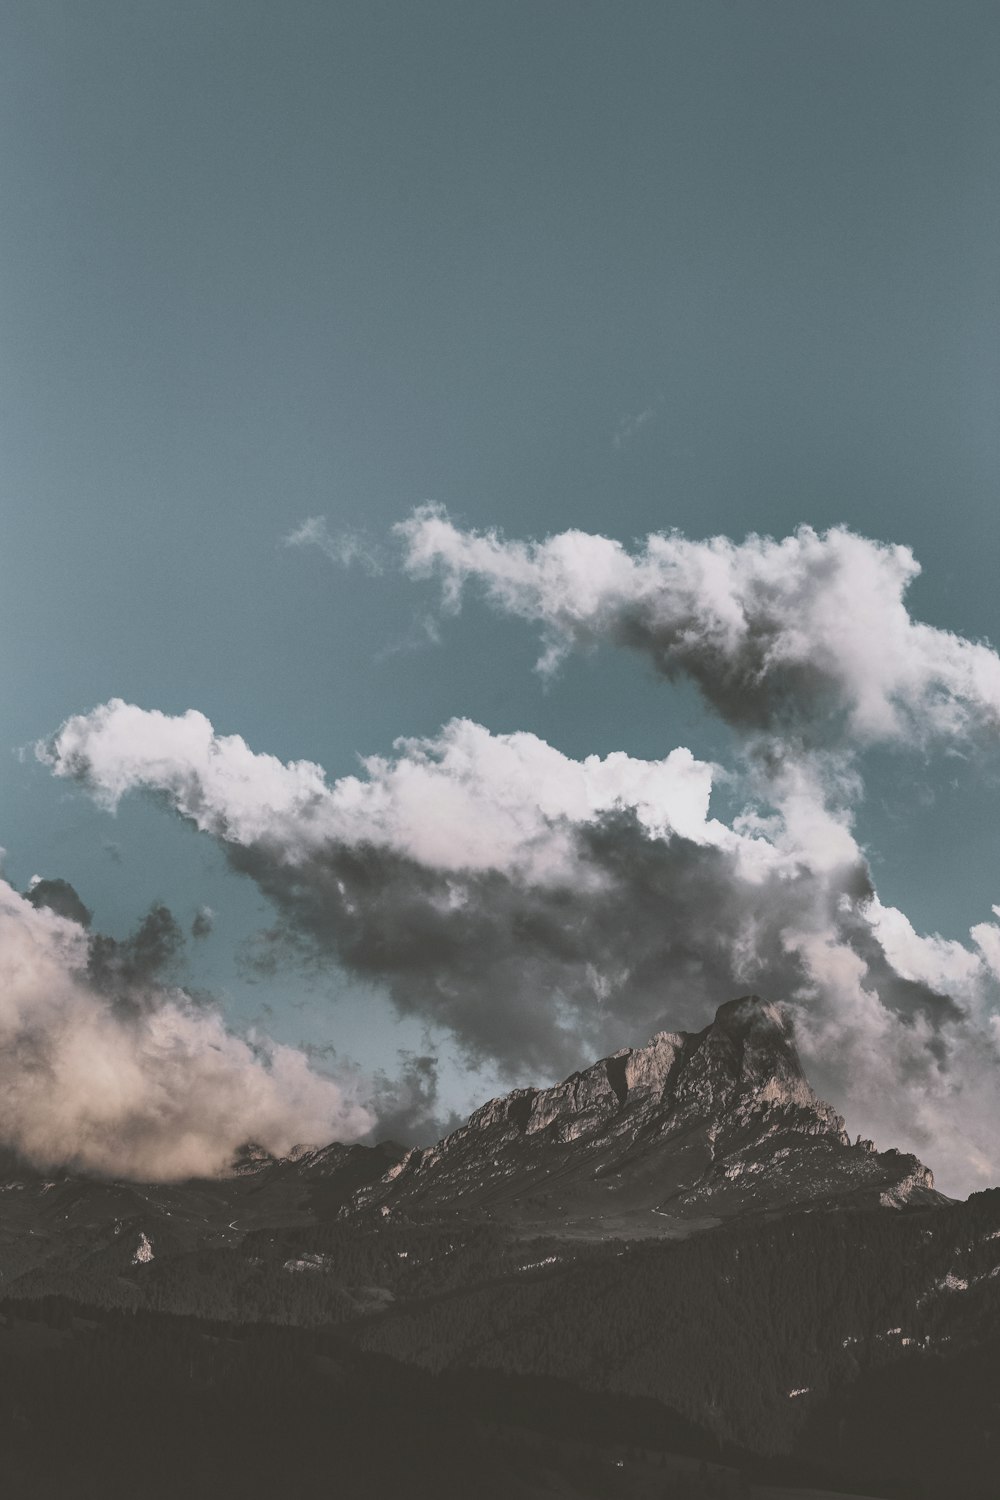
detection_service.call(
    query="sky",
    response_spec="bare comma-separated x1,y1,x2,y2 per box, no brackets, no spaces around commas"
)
1,1,999,1194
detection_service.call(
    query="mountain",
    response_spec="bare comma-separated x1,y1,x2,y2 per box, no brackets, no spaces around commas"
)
0,1136,406,1300
4,994,1000,1499
0,996,941,1296
347,995,942,1234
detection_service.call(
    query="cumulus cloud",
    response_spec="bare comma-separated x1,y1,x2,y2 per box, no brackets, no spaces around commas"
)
41,699,1000,1195
396,507,1000,751
0,876,372,1181
40,699,719,881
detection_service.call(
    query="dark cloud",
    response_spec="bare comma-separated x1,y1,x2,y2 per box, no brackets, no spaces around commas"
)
231,811,959,1085
87,902,185,1013
26,877,92,929
369,1051,464,1146
101,838,123,864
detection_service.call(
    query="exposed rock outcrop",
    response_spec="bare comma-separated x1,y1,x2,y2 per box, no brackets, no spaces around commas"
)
346,996,944,1232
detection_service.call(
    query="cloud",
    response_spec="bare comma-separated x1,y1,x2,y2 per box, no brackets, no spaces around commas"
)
86,902,185,1013
40,699,719,879
396,508,1000,751
613,406,656,450
284,516,384,575
191,905,214,940
40,699,1000,1195
26,876,92,929
0,876,372,1181
101,837,123,864
369,1051,465,1146
614,402,659,447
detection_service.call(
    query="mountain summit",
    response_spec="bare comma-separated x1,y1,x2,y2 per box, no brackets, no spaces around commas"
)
348,996,941,1234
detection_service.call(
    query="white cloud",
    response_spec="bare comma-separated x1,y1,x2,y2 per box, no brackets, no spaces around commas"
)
42,701,725,883
396,508,1000,749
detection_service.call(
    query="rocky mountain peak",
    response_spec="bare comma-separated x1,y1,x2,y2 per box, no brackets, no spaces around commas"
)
510,995,826,1142
674,994,822,1119
346,995,940,1231
230,1142,280,1176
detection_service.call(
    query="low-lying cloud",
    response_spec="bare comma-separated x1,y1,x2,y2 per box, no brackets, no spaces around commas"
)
0,875,372,1180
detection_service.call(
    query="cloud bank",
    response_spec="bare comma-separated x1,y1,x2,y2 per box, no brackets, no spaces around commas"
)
41,697,1000,1195
0,876,372,1180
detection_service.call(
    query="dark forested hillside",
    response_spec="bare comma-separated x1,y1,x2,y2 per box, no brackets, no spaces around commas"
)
5,1192,1000,1496
0,1298,751,1500
354,1190,1000,1493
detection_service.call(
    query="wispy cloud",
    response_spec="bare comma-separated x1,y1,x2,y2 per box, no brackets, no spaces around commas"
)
283,515,384,574
613,405,656,449
191,905,214,939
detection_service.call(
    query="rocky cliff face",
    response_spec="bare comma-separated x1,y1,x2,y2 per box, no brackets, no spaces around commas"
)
347,996,943,1234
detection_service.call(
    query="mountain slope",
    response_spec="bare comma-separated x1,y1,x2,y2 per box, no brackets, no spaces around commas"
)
354,1185,1000,1490
0,996,943,1311
347,996,942,1235
0,1138,406,1295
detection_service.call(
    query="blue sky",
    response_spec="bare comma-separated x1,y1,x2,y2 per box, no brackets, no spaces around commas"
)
2,2,999,1187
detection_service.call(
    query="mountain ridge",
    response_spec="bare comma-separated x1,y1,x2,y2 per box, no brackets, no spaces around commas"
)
340,995,942,1234
0,995,944,1303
